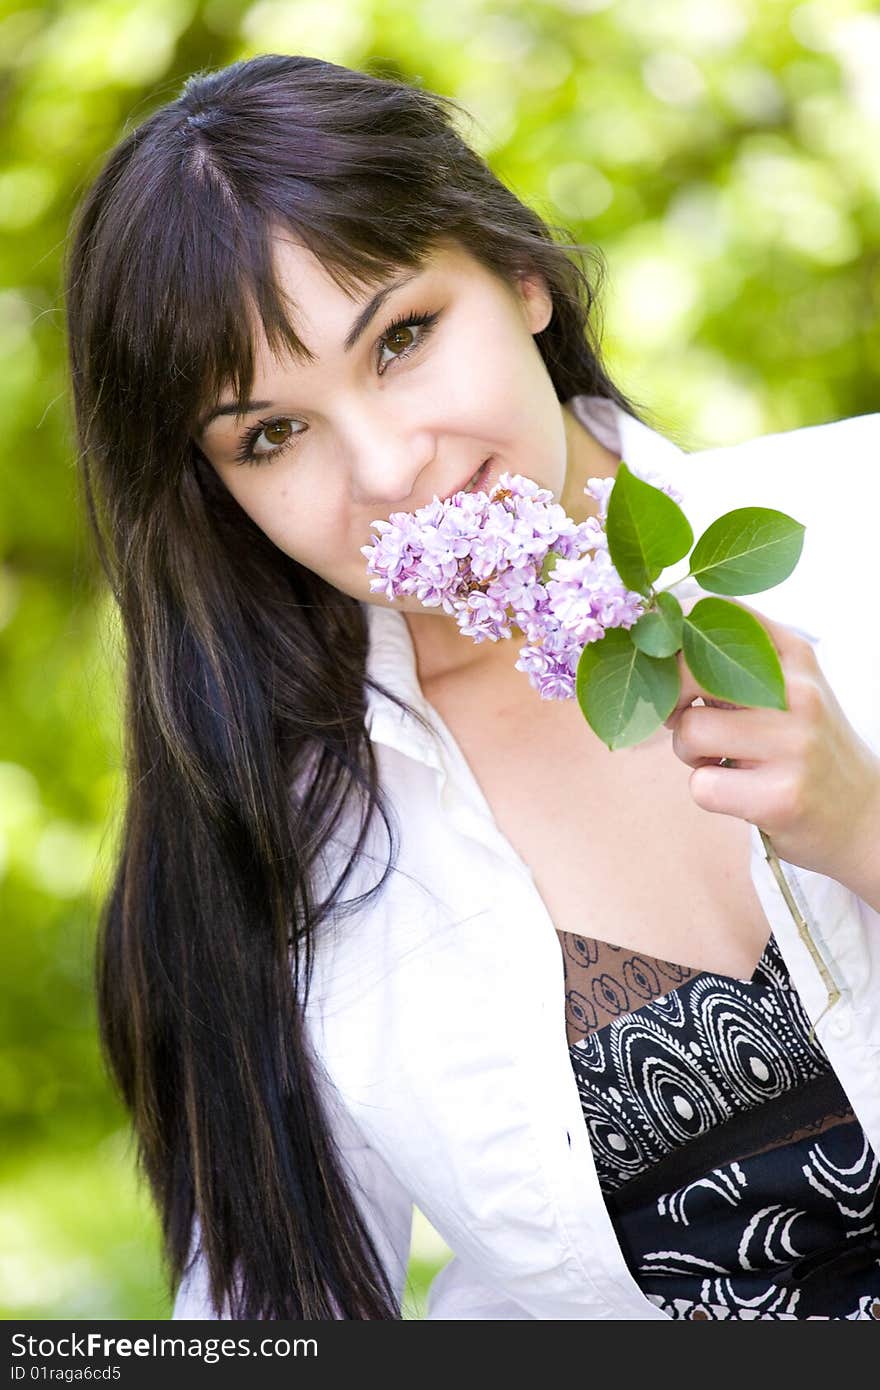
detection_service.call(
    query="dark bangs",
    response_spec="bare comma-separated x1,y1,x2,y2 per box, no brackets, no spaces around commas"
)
73,55,483,469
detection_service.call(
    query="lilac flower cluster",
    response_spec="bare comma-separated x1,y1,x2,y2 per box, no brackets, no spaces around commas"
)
362,469,683,699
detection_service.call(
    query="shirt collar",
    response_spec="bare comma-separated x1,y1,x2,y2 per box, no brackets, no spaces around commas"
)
363,394,686,765
363,590,440,765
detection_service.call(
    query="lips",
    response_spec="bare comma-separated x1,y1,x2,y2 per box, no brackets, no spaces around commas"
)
441,456,492,503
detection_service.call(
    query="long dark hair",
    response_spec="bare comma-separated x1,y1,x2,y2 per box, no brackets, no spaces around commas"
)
64,52,649,1319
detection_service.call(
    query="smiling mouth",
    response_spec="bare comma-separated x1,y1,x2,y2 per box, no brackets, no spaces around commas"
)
445,457,492,502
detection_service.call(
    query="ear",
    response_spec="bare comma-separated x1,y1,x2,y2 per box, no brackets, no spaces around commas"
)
515,268,553,335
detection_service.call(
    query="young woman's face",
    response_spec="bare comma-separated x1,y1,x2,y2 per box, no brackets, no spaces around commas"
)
196,235,565,610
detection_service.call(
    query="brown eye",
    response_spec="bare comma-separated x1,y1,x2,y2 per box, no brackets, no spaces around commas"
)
385,325,415,355
235,415,303,466
375,310,439,374
264,420,293,445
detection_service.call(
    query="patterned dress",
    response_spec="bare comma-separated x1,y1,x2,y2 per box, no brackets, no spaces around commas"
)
559,928,880,1319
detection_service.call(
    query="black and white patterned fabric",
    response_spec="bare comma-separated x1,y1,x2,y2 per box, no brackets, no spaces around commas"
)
562,931,880,1319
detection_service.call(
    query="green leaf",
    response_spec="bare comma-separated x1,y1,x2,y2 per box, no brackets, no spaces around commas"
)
681,598,787,709
541,548,563,583
576,627,680,749
606,461,694,595
689,507,805,595
630,591,683,657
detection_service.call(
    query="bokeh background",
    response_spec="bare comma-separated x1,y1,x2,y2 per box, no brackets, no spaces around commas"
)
2,0,879,1321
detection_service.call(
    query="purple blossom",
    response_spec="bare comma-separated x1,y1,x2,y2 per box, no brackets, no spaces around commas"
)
361,468,684,699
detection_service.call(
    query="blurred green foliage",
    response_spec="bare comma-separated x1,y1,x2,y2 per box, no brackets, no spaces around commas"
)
2,0,878,1320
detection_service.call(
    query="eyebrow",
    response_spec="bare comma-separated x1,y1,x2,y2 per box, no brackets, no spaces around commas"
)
197,269,421,433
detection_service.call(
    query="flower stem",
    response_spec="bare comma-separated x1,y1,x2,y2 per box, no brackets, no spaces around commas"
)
758,826,840,1038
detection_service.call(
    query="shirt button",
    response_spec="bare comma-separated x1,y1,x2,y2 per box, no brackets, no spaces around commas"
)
828,1009,851,1040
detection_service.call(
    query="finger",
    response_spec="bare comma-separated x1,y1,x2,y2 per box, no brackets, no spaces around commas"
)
671,705,776,767
665,690,741,730
687,764,773,822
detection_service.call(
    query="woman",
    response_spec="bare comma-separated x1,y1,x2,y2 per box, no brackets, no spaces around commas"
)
64,53,880,1320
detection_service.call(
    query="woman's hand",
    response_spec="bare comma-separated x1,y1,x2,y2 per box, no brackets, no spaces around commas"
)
664,597,880,900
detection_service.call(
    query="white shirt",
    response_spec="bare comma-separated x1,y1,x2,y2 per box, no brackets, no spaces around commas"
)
174,396,880,1320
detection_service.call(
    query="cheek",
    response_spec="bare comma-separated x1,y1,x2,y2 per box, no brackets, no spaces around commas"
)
440,343,564,488
247,478,377,600
441,311,534,403
229,472,344,568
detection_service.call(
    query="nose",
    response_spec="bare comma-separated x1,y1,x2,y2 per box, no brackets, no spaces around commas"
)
344,406,435,507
